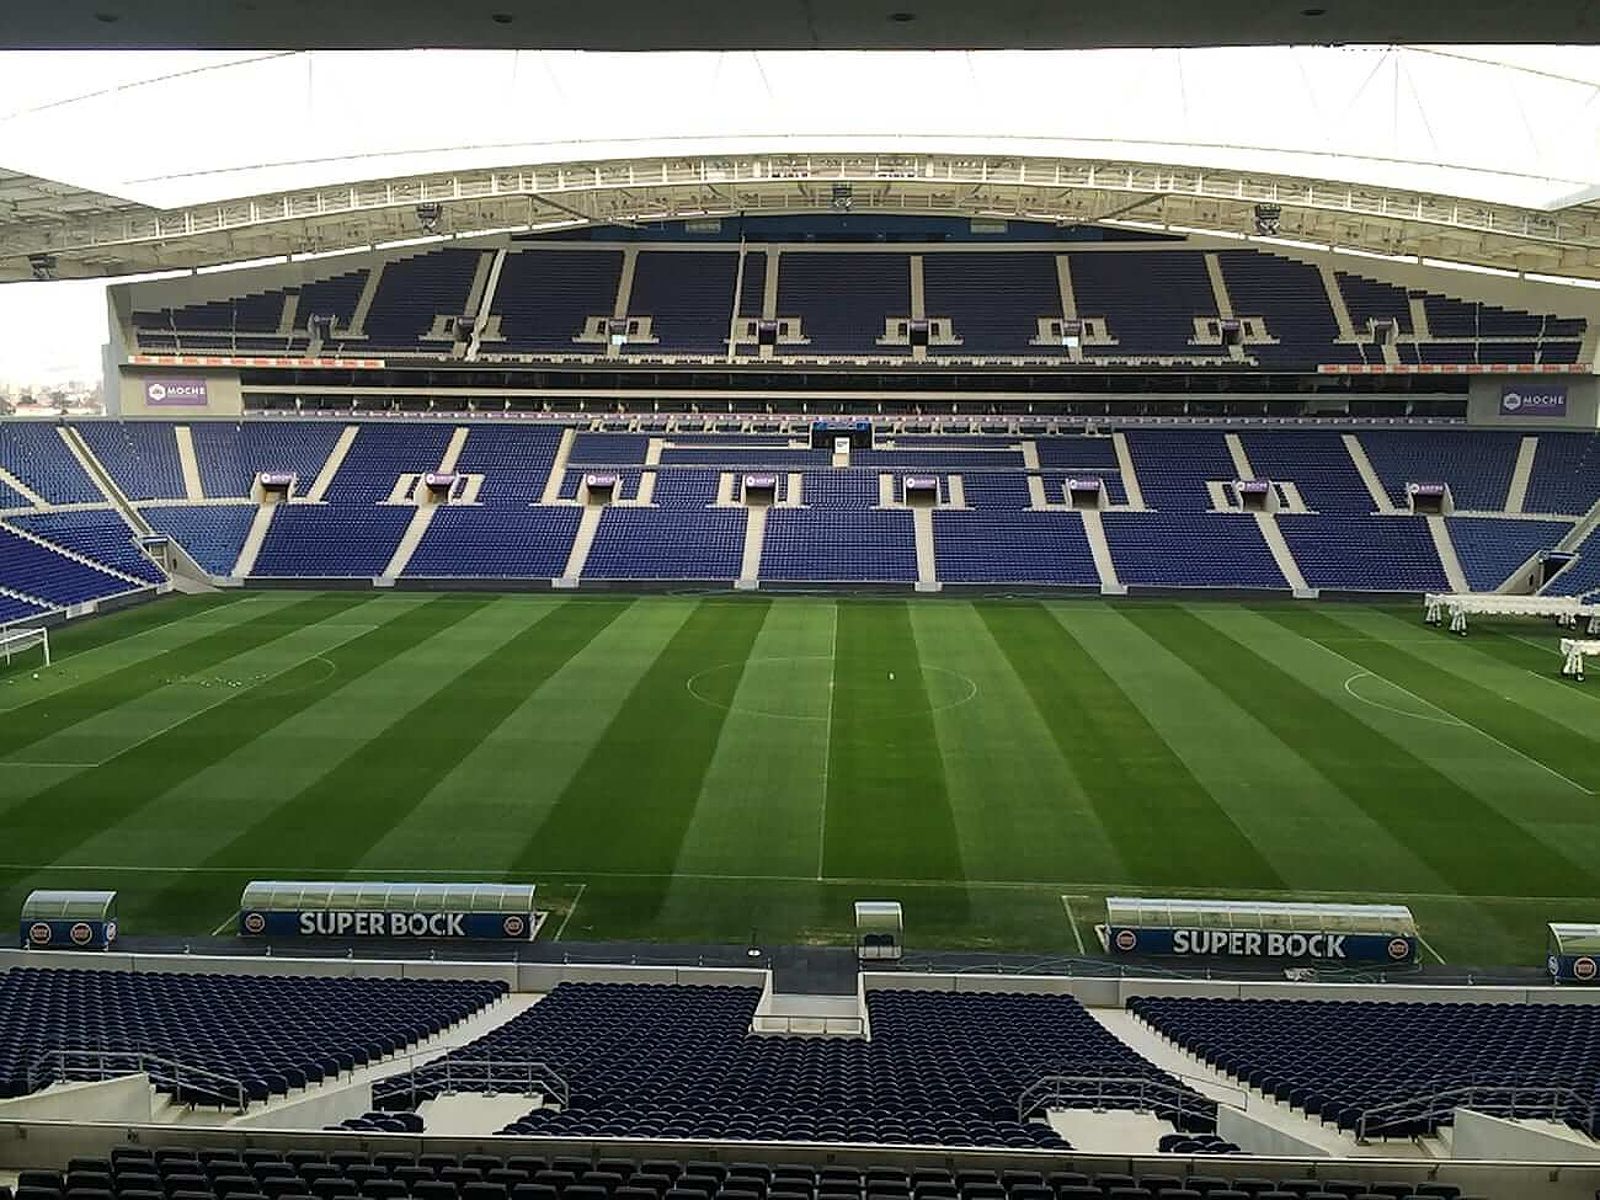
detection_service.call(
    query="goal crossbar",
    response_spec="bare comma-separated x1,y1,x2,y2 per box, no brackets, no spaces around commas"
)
0,627,50,667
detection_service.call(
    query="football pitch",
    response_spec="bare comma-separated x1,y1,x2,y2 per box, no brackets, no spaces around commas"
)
1,590,1598,966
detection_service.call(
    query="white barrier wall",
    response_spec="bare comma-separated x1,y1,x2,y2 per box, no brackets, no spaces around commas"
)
1467,376,1600,429
1452,1110,1600,1162
0,1077,153,1125
228,1081,373,1131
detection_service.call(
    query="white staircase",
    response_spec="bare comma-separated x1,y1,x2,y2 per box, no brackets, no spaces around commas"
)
1111,432,1147,510
1505,436,1538,514
1204,253,1235,319
541,429,577,505
736,506,767,590
911,505,940,592
381,508,439,583
173,426,205,501
345,264,384,337
1255,513,1316,597
305,426,360,502
1341,433,1400,513
1319,264,1358,342
0,469,46,509
232,505,277,578
556,505,604,587
1426,514,1471,593
1080,509,1126,595
1,518,150,588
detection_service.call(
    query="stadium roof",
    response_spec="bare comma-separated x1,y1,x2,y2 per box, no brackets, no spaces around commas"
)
3,0,1597,50
3,47,1600,283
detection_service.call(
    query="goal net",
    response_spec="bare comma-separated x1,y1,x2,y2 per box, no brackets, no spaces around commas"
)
0,627,50,669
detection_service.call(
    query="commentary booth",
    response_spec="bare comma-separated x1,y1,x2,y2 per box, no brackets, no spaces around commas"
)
238,881,542,941
1101,897,1418,964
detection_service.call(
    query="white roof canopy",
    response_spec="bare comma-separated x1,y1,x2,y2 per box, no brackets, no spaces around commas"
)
2,47,1599,212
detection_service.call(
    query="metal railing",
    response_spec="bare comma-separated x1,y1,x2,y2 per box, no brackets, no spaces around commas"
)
393,1059,569,1111
1017,1074,1222,1124
1355,1084,1596,1143
29,1048,249,1113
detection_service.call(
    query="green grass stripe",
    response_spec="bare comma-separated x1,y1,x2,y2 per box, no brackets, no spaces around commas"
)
54,594,508,874
0,593,260,700
168,598,626,894
668,597,835,883
0,595,482,922
356,598,686,873
0,592,364,758
911,602,1127,886
822,601,965,886
1052,602,1452,897
1316,606,1600,750
1133,605,1600,900
519,599,772,892
983,601,1282,890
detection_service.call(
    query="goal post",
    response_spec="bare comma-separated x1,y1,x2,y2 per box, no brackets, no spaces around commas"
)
0,627,50,669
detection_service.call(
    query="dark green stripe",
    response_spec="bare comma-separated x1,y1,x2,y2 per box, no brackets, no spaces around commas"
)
823,601,965,886
517,599,771,885
0,592,363,757
0,595,483,886
191,598,629,878
1129,606,1600,899
985,602,1283,889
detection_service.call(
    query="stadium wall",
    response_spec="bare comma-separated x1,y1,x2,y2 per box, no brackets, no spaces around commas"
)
1452,1110,1600,1162
115,367,244,417
1467,375,1600,429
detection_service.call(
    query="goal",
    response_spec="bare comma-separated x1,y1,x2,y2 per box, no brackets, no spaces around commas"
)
0,626,50,669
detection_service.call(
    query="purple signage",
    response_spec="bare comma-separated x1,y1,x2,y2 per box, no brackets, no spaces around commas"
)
584,473,619,488
1066,477,1105,492
1235,479,1272,495
743,474,778,489
1500,385,1568,418
144,377,209,408
904,476,939,491
1407,482,1448,497
258,472,296,488
423,473,460,488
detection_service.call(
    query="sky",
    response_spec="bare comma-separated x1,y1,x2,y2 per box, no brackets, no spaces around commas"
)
0,280,108,389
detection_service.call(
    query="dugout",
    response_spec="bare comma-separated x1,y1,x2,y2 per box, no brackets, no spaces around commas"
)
1548,924,1600,983
855,901,903,962
1102,897,1418,964
238,880,540,941
21,890,118,951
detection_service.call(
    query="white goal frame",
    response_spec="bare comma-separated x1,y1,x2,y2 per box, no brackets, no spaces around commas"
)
0,627,50,668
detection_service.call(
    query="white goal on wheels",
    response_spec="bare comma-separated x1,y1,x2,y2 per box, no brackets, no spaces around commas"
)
0,626,50,668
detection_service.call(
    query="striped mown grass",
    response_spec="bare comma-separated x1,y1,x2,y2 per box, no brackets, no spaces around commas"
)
2,590,1597,965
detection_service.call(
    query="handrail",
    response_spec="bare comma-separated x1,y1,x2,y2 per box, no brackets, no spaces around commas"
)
1017,1074,1221,1123
395,1058,569,1111
29,1048,250,1113
1355,1083,1596,1143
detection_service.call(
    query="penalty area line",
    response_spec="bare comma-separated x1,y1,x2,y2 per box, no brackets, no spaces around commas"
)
1059,895,1087,955
1417,933,1448,965
551,882,587,942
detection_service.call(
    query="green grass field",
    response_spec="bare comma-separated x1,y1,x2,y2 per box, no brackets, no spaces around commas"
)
1,590,1597,965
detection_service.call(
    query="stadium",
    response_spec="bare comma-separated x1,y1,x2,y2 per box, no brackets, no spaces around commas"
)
5,20,1600,1200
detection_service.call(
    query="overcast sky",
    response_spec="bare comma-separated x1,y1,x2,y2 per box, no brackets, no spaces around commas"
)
0,280,108,388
